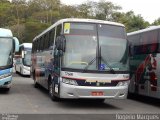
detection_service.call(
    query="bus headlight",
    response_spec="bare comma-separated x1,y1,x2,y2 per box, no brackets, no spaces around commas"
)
117,81,129,86
0,73,12,79
23,66,30,71
62,78,78,86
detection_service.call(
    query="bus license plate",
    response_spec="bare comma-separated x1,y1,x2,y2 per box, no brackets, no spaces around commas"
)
91,91,104,96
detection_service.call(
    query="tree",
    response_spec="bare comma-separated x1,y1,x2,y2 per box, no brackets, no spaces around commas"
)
0,0,152,42
152,18,160,25
0,0,14,27
76,1,95,18
95,0,121,20
28,0,60,24
11,0,28,39
60,5,78,19
112,11,150,32
24,21,50,43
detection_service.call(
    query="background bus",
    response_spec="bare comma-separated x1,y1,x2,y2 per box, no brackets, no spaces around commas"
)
127,26,160,99
15,43,32,76
0,28,19,91
31,18,130,102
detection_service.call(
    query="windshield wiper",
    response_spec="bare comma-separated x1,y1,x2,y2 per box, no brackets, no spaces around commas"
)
83,46,115,74
83,57,96,72
83,46,98,72
99,46,115,74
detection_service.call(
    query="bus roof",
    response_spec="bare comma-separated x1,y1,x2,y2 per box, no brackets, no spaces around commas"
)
20,43,32,48
33,18,125,41
127,25,160,36
0,28,13,37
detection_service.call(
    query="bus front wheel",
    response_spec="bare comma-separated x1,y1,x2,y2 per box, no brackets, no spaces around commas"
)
48,80,59,102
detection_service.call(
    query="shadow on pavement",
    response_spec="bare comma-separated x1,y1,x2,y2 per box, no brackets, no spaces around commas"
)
128,93,160,107
13,73,30,78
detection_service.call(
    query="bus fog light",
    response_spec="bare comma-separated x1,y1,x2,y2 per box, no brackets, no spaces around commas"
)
62,78,78,85
124,82,129,86
62,78,70,84
117,82,123,86
117,81,129,86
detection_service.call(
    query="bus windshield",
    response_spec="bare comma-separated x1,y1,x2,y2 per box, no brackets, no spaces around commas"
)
98,24,128,71
62,22,128,71
23,50,31,66
0,38,13,67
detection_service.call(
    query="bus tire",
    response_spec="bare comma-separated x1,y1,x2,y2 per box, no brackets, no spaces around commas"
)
48,79,59,101
33,71,39,88
34,76,39,88
34,80,39,88
34,77,39,88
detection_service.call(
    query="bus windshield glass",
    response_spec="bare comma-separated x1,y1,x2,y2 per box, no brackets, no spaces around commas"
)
62,22,128,71
0,38,13,67
98,24,128,71
23,50,31,66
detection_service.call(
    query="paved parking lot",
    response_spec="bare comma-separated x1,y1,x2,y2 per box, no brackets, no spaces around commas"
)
0,73,159,115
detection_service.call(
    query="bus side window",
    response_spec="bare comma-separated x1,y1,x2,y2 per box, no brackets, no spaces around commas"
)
37,39,39,52
49,29,55,49
47,32,50,49
56,24,62,38
35,40,38,52
54,24,62,50
40,37,44,51
44,34,47,50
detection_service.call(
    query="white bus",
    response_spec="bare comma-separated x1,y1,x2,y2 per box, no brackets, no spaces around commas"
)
31,18,130,102
0,28,19,91
128,26,160,99
15,43,32,76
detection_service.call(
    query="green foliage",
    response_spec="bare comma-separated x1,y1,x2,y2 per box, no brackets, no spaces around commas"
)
152,18,160,25
0,0,158,42
0,1,14,27
24,21,50,43
112,11,150,32
95,0,122,20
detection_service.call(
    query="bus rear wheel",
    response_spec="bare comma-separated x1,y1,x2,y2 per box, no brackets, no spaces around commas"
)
34,80,39,88
33,71,39,88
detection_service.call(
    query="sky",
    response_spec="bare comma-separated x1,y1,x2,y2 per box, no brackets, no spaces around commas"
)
61,0,160,23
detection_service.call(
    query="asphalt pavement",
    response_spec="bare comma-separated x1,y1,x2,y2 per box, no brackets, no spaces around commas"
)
0,73,159,119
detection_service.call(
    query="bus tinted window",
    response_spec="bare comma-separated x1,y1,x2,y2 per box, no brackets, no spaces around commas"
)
128,34,140,45
44,34,47,50
140,31,158,54
40,37,44,51
49,29,55,48
98,24,125,39
128,29,159,55
56,24,62,37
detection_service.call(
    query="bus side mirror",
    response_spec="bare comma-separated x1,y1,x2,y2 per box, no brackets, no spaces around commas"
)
13,37,19,52
55,35,66,52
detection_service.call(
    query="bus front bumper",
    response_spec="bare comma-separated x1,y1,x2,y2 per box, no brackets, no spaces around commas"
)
60,82,129,99
22,69,30,75
0,76,12,88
